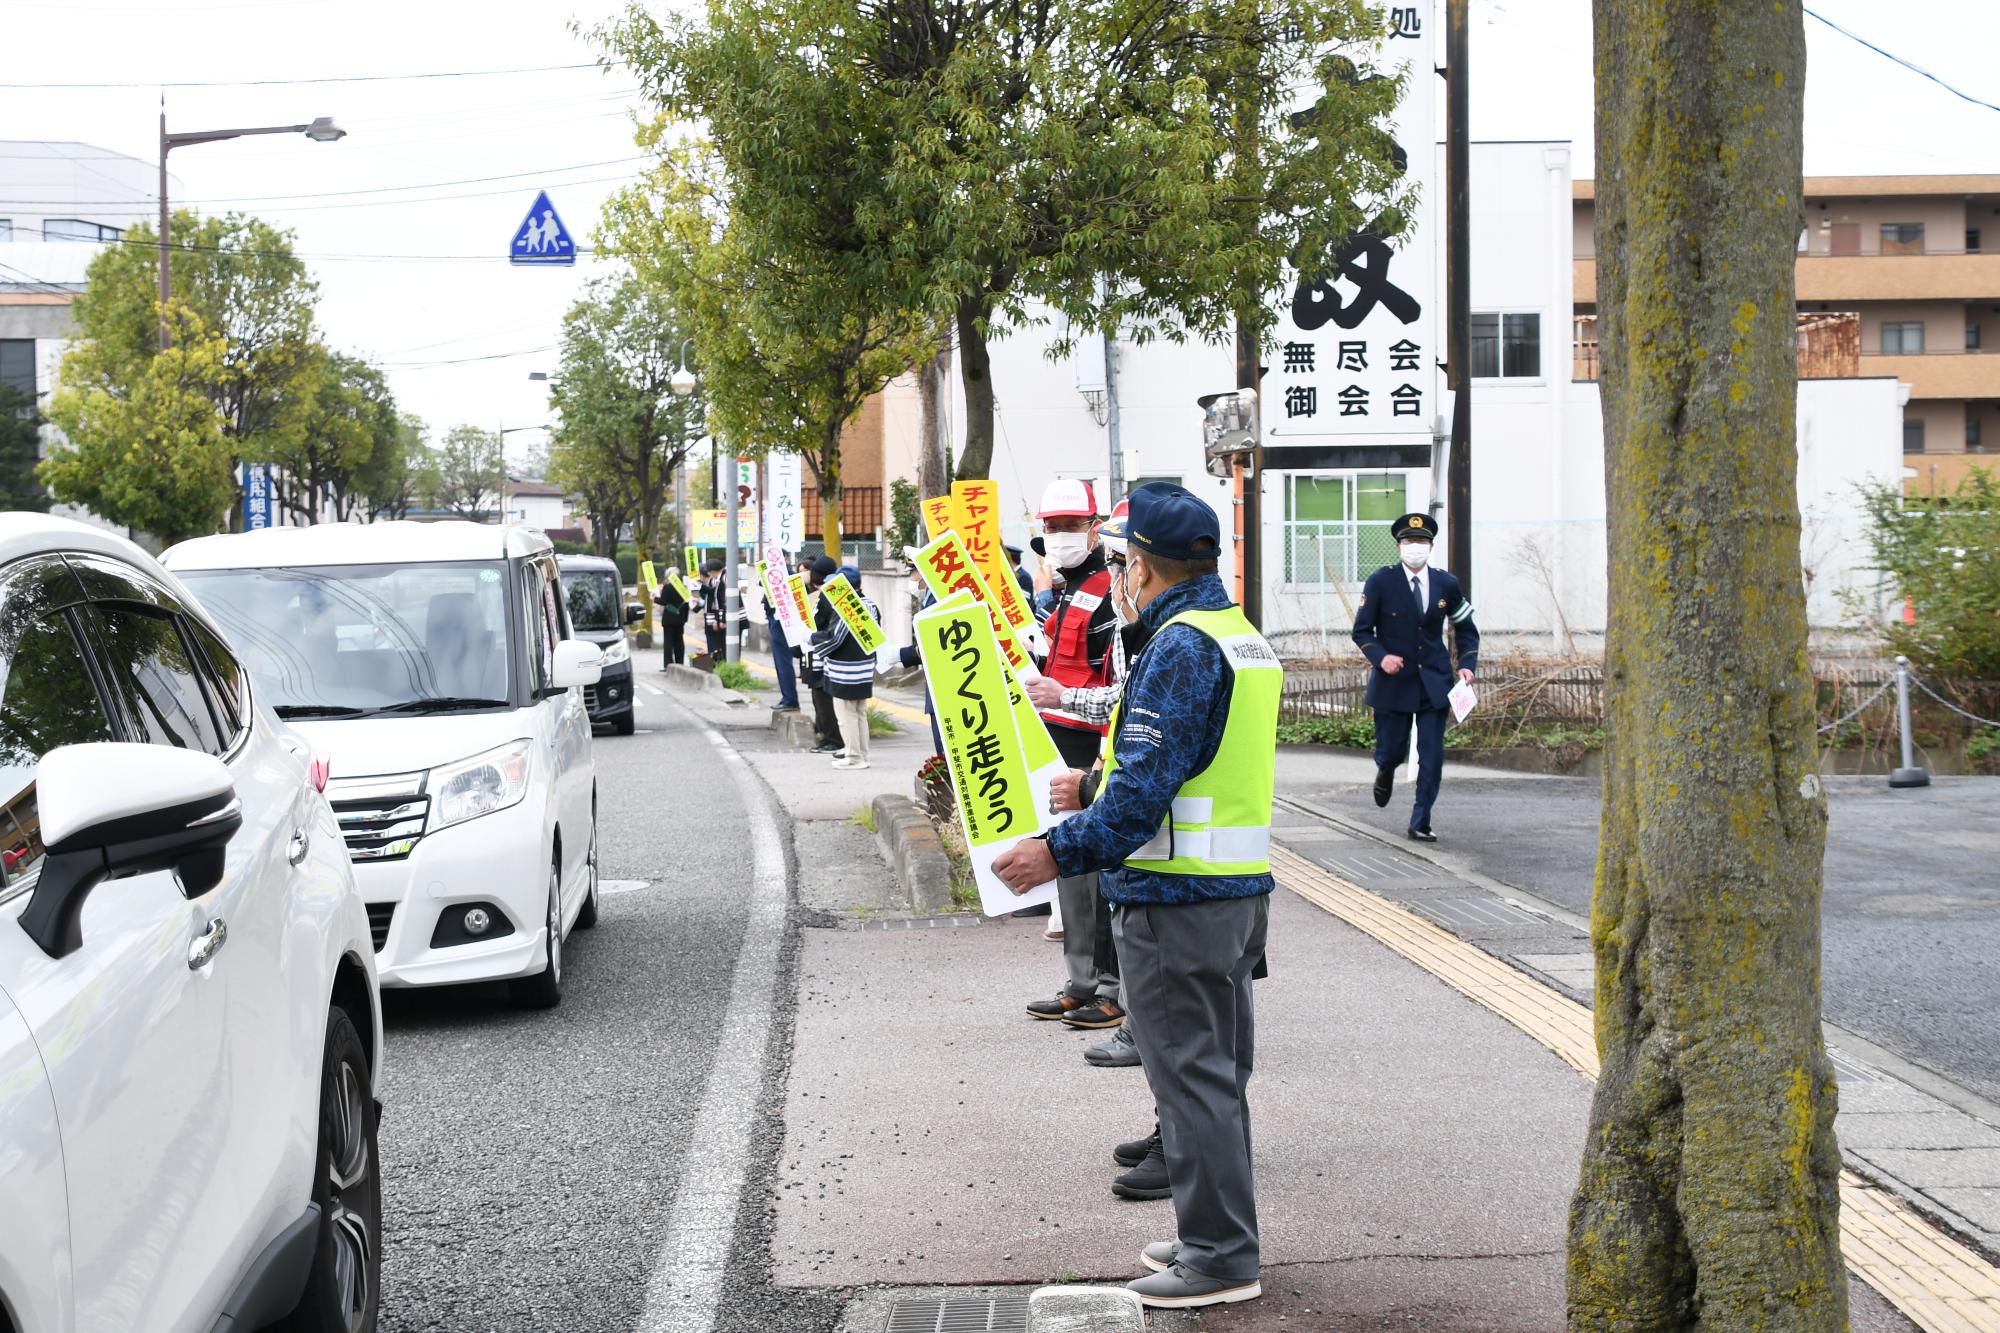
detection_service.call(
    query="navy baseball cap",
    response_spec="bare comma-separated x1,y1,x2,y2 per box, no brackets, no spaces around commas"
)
1125,483,1221,561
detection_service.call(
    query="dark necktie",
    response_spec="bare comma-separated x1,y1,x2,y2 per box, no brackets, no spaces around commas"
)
1410,575,1422,610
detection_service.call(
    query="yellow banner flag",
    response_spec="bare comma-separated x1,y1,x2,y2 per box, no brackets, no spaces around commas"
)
821,574,885,653
950,479,1032,632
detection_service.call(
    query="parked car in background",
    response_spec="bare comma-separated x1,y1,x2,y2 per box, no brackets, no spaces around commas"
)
0,514,384,1333
164,521,603,1009
556,553,643,735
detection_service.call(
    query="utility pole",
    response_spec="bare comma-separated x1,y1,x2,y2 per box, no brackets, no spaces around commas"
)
1102,324,1125,508
1235,326,1263,628
1445,0,1473,598
724,450,742,663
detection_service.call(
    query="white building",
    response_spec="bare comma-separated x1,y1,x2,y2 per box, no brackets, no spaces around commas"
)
501,479,572,533
952,140,1905,653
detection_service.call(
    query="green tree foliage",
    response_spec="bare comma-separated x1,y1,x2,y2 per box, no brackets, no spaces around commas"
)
599,0,1409,480
888,477,922,553
354,412,434,521
544,272,700,633
429,425,506,522
42,307,237,543
269,349,400,523
1858,473,2000,679
0,385,50,513
1568,3,1845,1327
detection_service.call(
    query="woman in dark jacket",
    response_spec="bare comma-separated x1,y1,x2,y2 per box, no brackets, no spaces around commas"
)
655,572,690,667
813,564,881,770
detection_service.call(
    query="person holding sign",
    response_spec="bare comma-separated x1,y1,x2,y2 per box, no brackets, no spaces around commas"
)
811,564,883,770
993,483,1282,1312
655,567,691,668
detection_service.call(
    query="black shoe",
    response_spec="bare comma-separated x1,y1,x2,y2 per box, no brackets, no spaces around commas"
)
1113,1124,1161,1169
773,702,801,713
1408,826,1437,843
808,741,841,754
1373,766,1394,808
1061,996,1127,1030
1026,990,1094,1021
1112,1145,1171,1200
1085,1022,1142,1068
1010,902,1053,918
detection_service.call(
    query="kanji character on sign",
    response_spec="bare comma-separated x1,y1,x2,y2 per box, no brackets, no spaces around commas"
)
1336,340,1368,372
1282,341,1316,373
1283,385,1319,420
1391,384,1423,417
1389,5,1421,37
1292,232,1422,331
1389,338,1423,372
1337,385,1370,417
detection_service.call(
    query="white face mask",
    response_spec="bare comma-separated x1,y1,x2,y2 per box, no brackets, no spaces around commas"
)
1109,564,1135,623
1400,542,1432,570
1043,531,1091,569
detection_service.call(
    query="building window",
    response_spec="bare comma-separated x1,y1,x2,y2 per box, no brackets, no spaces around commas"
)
1903,419,1926,454
1469,312,1542,379
1880,223,1925,252
1968,415,1983,450
1969,229,1982,253
42,219,123,243
1882,321,1926,355
1971,323,1984,351
0,341,34,401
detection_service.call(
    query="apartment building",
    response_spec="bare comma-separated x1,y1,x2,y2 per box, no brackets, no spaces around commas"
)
1575,174,2000,494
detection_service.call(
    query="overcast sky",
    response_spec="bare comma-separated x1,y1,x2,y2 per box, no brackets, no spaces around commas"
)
4,0,1995,462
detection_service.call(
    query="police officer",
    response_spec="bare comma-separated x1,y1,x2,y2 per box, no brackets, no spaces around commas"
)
1350,512,1479,842
994,483,1281,1311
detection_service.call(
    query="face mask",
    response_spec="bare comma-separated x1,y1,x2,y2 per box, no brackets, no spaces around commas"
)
1400,543,1431,570
1043,531,1091,569
1109,564,1136,623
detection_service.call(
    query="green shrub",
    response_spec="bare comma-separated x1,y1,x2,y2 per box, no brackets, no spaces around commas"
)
715,660,763,691
1276,713,1375,748
1970,729,2000,775
868,705,900,737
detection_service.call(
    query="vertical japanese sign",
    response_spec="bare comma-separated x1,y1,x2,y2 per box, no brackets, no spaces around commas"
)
1266,2,1437,443
763,542,811,646
639,560,660,597
735,457,759,545
821,575,885,653
785,572,813,627
916,595,1058,915
764,452,806,552
913,534,1060,775
685,547,700,580
950,480,1033,634
666,565,690,600
242,463,275,531
921,494,962,544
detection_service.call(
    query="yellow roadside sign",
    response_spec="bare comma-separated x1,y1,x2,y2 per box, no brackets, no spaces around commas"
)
821,574,885,653
950,480,1032,632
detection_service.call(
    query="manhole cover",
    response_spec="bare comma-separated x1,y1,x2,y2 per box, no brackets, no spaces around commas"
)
886,1293,1030,1333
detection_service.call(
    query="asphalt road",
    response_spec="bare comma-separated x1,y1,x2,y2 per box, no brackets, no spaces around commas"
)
371,692,840,1333
1312,771,2000,1104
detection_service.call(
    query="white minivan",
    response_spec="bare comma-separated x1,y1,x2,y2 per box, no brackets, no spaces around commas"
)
165,521,603,1007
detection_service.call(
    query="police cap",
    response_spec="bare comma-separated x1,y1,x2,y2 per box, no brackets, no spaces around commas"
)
1126,483,1220,562
1391,512,1436,543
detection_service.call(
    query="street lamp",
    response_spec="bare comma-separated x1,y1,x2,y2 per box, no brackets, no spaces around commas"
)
158,110,345,351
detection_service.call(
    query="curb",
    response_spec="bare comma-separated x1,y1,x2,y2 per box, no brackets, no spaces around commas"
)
870,794,953,914
1027,1286,1145,1332
664,663,723,692
769,709,816,748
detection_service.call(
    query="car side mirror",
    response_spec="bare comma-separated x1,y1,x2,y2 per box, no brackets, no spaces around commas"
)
550,638,604,690
624,602,645,626
17,743,243,960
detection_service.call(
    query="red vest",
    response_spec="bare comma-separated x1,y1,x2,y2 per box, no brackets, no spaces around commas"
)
1038,567,1116,735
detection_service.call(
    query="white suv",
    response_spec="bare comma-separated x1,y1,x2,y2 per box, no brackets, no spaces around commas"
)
0,515,383,1333
165,521,602,1007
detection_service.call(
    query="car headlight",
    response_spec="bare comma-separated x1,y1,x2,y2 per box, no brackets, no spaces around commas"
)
428,740,532,832
600,636,630,666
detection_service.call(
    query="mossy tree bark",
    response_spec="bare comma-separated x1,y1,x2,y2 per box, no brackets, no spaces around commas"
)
1567,3,1846,1328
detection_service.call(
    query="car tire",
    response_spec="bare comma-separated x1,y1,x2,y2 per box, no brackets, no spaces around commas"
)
612,709,636,736
575,811,600,931
510,865,564,1009
276,1007,380,1333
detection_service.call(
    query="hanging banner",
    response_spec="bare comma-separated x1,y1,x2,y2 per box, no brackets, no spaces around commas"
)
950,479,1034,633
821,573,886,654
765,452,806,552
762,543,812,646
916,596,1058,915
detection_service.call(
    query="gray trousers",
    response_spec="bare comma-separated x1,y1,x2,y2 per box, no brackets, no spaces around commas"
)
1115,894,1270,1283
1058,872,1118,1004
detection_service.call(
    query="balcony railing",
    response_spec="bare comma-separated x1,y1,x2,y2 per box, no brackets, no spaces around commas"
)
1573,312,1859,382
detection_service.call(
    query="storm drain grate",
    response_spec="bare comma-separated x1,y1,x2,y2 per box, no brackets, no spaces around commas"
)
1413,896,1546,929
885,1293,1031,1333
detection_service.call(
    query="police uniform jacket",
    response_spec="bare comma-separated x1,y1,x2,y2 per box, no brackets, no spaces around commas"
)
1351,565,1479,713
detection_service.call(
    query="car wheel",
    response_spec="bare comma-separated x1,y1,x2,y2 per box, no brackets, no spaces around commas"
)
612,709,636,736
510,865,563,1009
276,1007,380,1333
575,810,600,931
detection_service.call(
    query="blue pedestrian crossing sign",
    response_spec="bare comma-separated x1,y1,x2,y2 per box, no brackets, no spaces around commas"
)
509,190,576,266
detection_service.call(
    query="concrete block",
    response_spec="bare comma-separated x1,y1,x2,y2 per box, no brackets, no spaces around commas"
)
770,709,815,747
664,663,722,692
871,794,954,913
1027,1286,1145,1333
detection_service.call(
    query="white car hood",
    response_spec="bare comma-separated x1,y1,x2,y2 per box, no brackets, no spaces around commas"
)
284,713,533,781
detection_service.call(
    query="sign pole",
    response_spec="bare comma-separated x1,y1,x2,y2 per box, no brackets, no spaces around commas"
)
724,450,742,664
1446,0,1473,599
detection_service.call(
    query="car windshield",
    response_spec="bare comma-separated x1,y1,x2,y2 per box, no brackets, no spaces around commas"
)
560,569,622,632
178,561,514,715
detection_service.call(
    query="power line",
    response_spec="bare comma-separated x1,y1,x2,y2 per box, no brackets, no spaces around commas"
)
4,155,647,206
0,61,613,90
380,345,560,371
1804,6,2000,115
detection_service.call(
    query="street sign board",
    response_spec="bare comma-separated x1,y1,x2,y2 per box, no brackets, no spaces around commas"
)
509,190,577,266
242,463,275,531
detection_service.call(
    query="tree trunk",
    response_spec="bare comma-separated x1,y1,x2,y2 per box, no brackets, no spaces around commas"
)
953,297,996,481
1567,4,1843,1329
819,421,844,563
918,342,952,502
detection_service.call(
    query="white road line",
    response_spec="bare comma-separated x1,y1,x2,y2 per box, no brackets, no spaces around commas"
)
640,681,665,697
638,708,789,1333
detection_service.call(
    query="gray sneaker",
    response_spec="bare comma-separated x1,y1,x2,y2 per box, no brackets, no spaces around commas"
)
1140,1240,1179,1273
1127,1263,1261,1309
1084,1020,1141,1068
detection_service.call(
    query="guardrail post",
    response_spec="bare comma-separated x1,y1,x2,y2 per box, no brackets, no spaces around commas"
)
1889,655,1931,789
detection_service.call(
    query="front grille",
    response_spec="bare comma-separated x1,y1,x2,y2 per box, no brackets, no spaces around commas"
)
583,684,600,712
327,772,429,863
365,903,396,952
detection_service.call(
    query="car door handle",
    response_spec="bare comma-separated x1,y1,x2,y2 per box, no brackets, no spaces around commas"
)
288,826,311,865
188,917,228,970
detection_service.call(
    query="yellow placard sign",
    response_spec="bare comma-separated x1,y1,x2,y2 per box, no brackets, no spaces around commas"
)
921,493,962,544
639,560,660,597
821,574,885,654
785,572,812,626
685,547,700,580
919,599,1038,849
950,480,1031,632
913,532,1056,771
